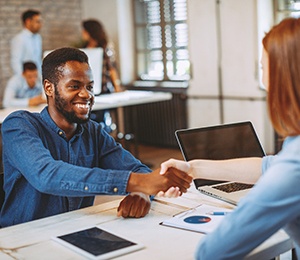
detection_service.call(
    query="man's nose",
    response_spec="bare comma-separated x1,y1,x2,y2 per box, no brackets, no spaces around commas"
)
78,87,92,98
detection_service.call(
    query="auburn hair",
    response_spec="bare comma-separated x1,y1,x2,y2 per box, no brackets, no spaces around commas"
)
263,18,300,137
82,20,108,50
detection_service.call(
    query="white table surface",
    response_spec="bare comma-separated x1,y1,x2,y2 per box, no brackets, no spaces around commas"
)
0,90,172,124
0,186,293,260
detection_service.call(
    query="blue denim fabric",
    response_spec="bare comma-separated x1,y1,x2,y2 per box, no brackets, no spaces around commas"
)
0,107,150,227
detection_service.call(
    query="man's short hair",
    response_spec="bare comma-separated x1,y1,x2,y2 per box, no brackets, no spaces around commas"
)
42,47,89,85
22,9,40,24
23,62,37,72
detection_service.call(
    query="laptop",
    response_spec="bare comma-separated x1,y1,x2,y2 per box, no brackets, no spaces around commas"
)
175,121,265,205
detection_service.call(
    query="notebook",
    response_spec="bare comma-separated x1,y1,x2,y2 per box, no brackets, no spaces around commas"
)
175,121,265,205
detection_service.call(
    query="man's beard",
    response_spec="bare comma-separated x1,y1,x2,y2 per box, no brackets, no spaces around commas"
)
54,88,91,124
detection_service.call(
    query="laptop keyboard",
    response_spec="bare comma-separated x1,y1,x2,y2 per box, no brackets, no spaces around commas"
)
213,182,254,193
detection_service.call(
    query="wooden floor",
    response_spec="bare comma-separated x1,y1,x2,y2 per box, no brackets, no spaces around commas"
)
94,144,184,205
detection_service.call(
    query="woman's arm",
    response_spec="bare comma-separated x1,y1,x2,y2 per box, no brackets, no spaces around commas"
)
189,157,262,184
161,157,263,185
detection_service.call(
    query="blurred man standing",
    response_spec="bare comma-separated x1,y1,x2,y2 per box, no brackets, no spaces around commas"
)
10,9,42,75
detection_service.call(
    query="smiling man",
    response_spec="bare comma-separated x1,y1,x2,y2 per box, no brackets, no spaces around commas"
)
0,47,192,227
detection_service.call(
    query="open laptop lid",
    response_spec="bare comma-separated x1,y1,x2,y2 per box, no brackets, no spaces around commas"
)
175,121,266,188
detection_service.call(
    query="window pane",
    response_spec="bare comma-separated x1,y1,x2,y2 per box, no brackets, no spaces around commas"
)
175,23,188,47
176,49,189,60
137,53,147,76
134,0,147,23
167,60,174,77
148,25,163,49
134,0,190,82
147,1,161,23
174,0,187,21
136,27,147,50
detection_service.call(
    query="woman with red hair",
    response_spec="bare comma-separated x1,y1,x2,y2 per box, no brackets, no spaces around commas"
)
160,17,300,259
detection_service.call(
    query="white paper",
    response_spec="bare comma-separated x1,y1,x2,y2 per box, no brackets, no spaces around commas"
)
161,204,232,234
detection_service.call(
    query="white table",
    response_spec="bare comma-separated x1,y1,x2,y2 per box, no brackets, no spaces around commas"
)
0,90,172,124
0,186,293,259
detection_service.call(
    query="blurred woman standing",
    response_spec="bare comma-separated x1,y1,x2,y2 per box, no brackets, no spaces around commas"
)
81,19,122,132
81,19,121,94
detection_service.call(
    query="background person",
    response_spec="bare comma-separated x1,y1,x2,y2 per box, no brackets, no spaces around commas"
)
0,47,192,228
160,17,300,259
81,19,121,94
3,61,46,107
10,9,42,75
81,19,121,132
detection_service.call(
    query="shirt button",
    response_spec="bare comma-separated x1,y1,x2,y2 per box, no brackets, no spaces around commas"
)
84,186,89,191
113,187,118,193
59,131,63,135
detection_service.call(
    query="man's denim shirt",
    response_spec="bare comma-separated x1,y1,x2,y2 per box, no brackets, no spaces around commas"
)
0,107,150,227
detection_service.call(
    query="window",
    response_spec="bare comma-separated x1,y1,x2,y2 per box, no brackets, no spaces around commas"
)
134,0,190,82
275,0,300,22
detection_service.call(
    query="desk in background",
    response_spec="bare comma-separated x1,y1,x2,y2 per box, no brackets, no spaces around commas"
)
0,186,293,259
0,90,172,124
0,90,172,171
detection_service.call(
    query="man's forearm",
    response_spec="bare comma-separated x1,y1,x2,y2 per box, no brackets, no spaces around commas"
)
127,172,151,194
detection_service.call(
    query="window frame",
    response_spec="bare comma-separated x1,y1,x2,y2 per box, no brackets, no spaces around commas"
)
133,0,190,83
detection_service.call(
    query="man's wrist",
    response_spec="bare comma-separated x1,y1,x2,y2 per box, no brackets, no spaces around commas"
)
127,173,149,194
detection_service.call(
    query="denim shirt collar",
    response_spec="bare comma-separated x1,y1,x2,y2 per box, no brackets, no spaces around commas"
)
40,107,83,140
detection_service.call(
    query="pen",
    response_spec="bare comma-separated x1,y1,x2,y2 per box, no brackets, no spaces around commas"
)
207,211,230,216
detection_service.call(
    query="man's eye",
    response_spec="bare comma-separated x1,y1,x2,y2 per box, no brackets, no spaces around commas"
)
70,85,79,89
87,85,94,91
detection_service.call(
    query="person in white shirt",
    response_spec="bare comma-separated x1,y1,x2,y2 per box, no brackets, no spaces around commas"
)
10,9,42,75
3,62,46,107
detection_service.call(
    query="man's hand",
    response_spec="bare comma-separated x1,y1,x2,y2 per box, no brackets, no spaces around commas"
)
117,192,151,218
157,159,192,198
127,167,193,196
29,95,46,106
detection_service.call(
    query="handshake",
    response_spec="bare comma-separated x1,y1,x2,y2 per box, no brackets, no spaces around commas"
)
119,159,193,218
127,159,193,197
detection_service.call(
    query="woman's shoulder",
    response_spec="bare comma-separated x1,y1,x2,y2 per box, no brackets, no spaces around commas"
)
281,136,300,151
274,135,300,163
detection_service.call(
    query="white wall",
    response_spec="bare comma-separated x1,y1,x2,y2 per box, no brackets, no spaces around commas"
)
187,0,219,97
187,0,274,153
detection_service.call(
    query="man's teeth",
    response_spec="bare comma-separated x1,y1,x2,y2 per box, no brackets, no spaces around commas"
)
76,104,89,109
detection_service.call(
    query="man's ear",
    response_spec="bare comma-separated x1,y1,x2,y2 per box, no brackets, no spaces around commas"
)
44,79,54,97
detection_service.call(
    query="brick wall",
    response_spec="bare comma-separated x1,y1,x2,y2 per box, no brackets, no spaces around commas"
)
0,0,83,106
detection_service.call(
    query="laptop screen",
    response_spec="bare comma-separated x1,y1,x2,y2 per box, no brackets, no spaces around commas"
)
175,121,266,187
175,121,265,161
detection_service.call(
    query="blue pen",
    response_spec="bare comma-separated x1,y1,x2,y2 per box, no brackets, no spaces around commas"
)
207,211,230,216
